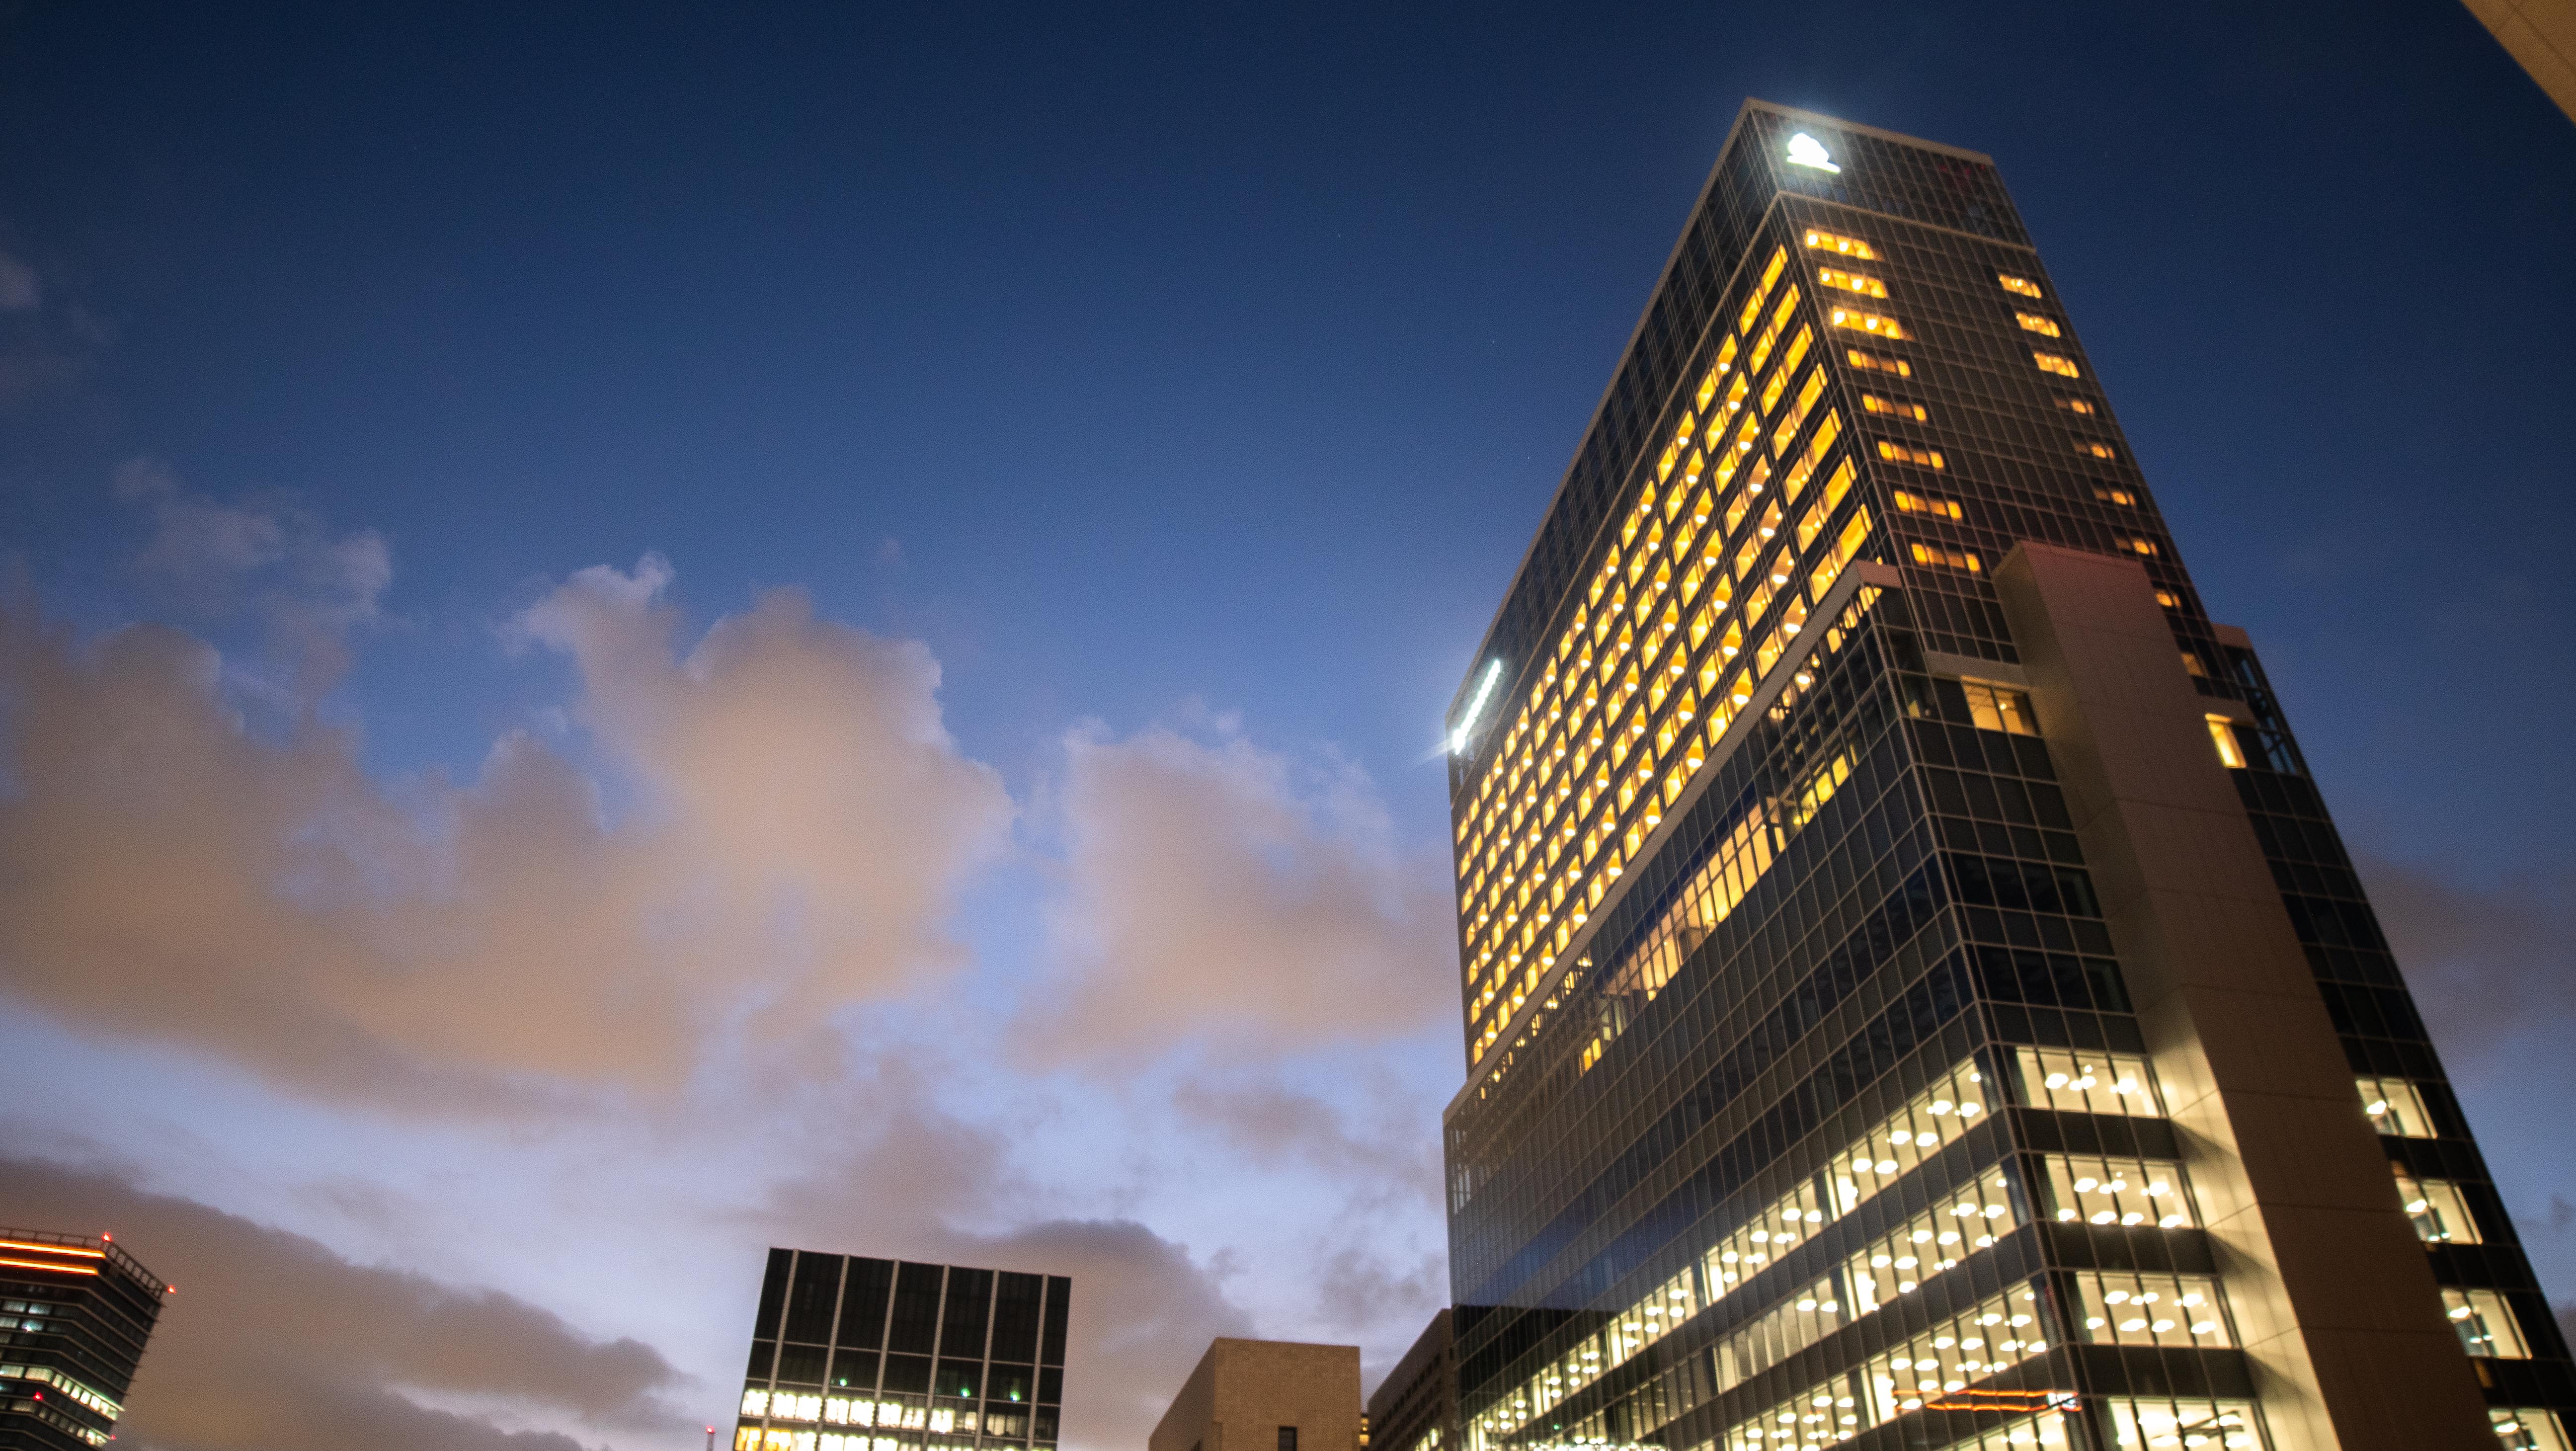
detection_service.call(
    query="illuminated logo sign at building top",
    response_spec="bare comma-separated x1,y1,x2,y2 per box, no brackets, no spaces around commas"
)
1785,132,1841,172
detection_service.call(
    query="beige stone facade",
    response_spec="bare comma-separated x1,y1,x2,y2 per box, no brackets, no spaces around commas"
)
1150,1339,1362,1451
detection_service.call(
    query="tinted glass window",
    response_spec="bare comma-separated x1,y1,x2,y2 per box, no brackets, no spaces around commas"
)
754,1249,794,1340
888,1263,944,1355
828,1348,880,1392
1040,1278,1070,1365
775,1343,828,1386
784,1253,843,1343
991,1272,1043,1361
936,1358,982,1399
882,1353,932,1394
838,1259,893,1350
941,1268,992,1359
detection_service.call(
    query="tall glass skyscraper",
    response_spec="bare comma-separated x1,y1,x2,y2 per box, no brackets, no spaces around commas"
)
1437,100,2570,1451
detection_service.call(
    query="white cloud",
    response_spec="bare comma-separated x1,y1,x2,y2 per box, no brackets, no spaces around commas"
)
0,552,1012,1102
1024,720,1454,1067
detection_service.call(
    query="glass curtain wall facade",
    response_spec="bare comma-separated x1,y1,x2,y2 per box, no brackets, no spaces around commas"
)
737,1251,1068,1451
1438,100,2571,1451
0,1228,166,1451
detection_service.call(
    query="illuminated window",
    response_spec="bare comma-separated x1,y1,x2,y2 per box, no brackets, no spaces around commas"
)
2180,650,2207,676
1758,244,1787,295
1892,489,1961,520
1846,347,1910,377
2115,536,2157,556
2155,589,2178,608
2034,352,2080,378
2494,1410,2574,1451
2075,1272,2235,1348
1961,681,2036,735
2015,312,2061,337
2446,1287,2530,1358
2078,441,2116,460
2018,1047,2163,1116
1817,266,1887,298
1909,541,1981,572
2359,1075,2438,1137
1876,439,1944,469
2044,1154,2194,1228
2394,1165,2483,1244
1997,273,2043,298
1800,228,1877,259
2094,485,2136,505
1860,393,1926,420
2206,716,2247,769
2057,396,2095,415
1829,306,1907,339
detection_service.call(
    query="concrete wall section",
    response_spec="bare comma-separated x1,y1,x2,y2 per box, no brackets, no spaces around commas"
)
1992,542,2489,1451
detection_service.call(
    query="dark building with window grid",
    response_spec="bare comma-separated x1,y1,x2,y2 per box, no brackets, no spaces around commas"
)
0,1228,167,1451
736,1252,1066,1451
1435,99,2571,1451
1368,1311,1456,1451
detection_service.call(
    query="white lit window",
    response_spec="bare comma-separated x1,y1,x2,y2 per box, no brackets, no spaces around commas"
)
2494,1408,2574,1451
1844,1170,2017,1312
2358,1075,2438,1137
2044,1154,2195,1229
2395,1165,2483,1244
2074,1272,2234,1348
2446,1286,2530,1358
2015,1047,2163,1116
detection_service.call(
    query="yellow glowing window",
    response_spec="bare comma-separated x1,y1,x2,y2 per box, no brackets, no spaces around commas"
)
1821,459,1857,515
2014,312,2061,337
2206,716,2246,769
2079,441,2116,460
1892,489,1962,520
1876,439,1944,469
1811,506,1871,596
1829,307,1906,339
1778,324,1810,376
1758,365,1789,415
1860,394,1925,421
2155,589,2178,608
1802,228,1877,260
1910,541,1982,572
1847,348,1910,378
2057,396,2095,415
1773,370,1825,451
1818,267,1887,298
1755,498,1784,543
1997,274,2043,299
2094,486,2136,505
1758,244,1787,295
1961,681,2036,735
2034,352,2080,378
1746,322,1778,375
1721,369,1751,417
1780,412,1840,499
2116,536,2158,557
1770,285,1801,334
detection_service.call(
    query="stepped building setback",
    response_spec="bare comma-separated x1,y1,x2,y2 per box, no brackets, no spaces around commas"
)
1435,99,2572,1451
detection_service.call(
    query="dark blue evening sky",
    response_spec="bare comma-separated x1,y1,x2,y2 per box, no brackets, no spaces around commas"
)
9,0,2567,856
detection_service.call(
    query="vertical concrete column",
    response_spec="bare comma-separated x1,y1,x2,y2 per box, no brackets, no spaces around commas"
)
1991,542,2487,1451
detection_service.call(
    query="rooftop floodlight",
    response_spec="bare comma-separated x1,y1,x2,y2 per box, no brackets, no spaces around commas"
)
1785,132,1840,172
